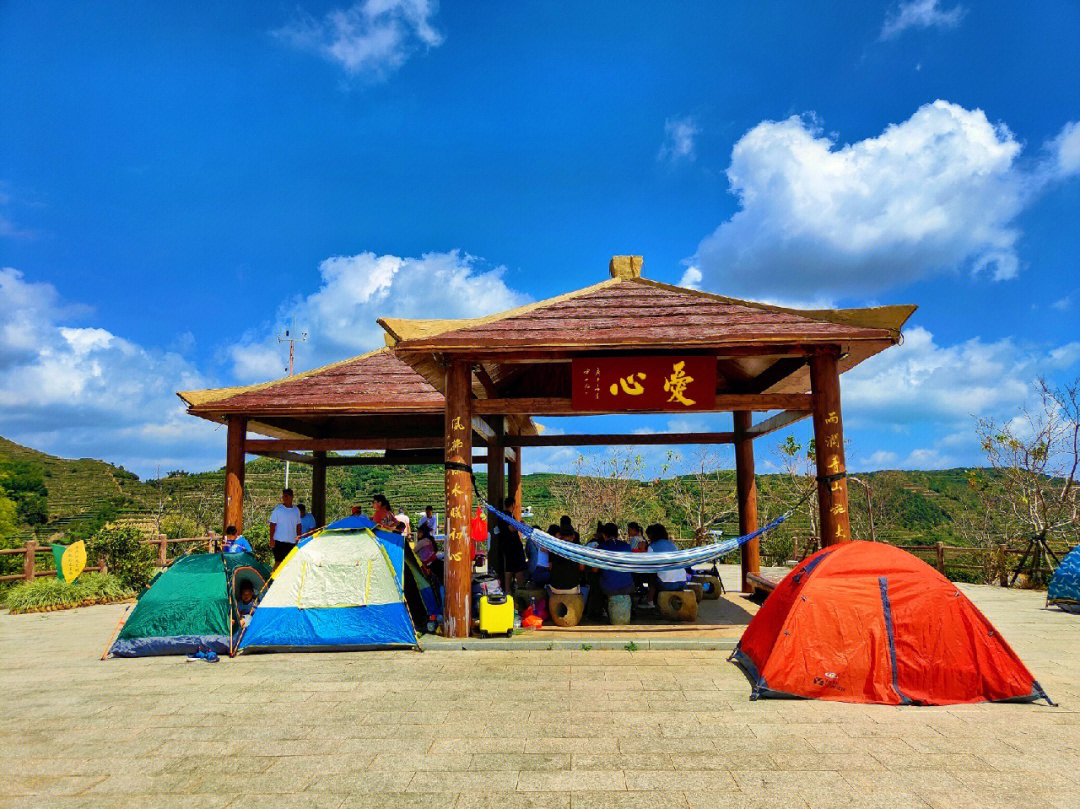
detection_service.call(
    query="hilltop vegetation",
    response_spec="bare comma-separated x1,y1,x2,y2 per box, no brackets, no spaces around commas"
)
0,434,1011,573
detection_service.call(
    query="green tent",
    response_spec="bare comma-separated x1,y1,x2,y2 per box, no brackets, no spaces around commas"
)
106,551,270,657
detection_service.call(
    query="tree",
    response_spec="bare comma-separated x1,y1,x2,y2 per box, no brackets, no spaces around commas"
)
976,377,1080,582
775,435,820,551
550,449,656,536
661,449,735,545
0,494,17,540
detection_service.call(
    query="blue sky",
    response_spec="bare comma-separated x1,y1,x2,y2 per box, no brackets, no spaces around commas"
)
1,0,1078,478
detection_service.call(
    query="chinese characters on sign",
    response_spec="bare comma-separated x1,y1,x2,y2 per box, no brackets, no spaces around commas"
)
571,356,717,412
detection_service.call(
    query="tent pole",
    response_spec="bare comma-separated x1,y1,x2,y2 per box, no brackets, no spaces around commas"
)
735,411,760,592
444,361,473,639
810,348,851,546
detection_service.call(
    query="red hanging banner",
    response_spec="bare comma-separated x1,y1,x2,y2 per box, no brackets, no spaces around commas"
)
571,356,717,412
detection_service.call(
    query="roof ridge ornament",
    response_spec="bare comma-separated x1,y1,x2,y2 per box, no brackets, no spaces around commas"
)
609,255,643,280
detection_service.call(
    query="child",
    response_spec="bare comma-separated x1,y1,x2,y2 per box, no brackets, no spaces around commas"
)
235,581,257,626
222,526,252,554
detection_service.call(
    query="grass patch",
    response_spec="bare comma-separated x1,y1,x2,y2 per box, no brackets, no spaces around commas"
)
580,643,592,651
624,641,640,652
5,573,135,614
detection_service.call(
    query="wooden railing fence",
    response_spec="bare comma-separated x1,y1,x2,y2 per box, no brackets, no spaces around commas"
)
0,533,220,584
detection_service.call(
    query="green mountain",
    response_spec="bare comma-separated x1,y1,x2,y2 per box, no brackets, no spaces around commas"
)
1,434,991,566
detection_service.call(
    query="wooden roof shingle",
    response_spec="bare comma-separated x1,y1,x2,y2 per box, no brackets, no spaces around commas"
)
379,277,915,352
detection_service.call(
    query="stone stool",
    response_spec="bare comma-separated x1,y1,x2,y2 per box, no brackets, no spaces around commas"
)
686,581,704,603
513,587,547,613
607,594,632,625
548,592,585,628
692,574,722,600
658,590,699,622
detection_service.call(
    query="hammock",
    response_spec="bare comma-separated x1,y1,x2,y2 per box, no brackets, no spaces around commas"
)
484,500,803,574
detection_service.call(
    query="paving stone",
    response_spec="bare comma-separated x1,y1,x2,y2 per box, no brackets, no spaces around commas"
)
2,583,1076,809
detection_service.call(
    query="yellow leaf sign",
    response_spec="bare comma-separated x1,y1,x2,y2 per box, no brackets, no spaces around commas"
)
61,540,87,582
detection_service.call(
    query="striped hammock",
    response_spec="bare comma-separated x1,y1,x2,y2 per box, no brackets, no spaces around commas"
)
484,504,797,573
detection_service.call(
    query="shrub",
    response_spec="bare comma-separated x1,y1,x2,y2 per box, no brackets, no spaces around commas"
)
88,524,155,589
5,573,135,614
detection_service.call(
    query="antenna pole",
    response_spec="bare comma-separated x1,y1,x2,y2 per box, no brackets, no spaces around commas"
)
277,325,307,489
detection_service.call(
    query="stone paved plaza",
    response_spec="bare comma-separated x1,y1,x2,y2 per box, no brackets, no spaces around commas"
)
2,582,1078,809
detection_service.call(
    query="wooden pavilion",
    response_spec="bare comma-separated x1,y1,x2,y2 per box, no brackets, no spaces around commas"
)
180,255,915,640
178,347,537,529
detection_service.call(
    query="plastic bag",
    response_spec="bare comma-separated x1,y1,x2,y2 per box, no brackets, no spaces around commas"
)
470,506,488,543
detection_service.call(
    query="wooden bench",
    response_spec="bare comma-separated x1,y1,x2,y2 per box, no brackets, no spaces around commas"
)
746,572,780,602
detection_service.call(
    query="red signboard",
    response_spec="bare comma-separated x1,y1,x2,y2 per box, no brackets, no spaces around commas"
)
571,356,717,412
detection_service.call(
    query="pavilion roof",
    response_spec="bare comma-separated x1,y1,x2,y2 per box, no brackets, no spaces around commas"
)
379,266,916,403
379,276,915,353
178,348,538,439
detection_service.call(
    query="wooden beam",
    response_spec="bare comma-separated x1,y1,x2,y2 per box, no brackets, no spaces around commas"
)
474,393,812,415
810,348,851,546
321,453,494,466
487,416,505,517
223,416,246,534
445,360,473,639
508,448,523,522
746,410,812,438
734,411,760,594
311,451,326,527
499,432,735,447
474,364,499,398
252,450,316,465
245,437,444,452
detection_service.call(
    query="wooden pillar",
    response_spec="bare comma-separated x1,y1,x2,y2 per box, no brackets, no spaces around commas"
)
311,451,327,527
23,540,37,582
444,361,473,638
223,416,247,534
810,348,851,546
487,417,506,510
734,411,760,593
508,448,523,521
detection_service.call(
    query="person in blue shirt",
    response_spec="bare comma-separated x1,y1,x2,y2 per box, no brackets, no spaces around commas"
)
222,525,252,554
298,503,317,535
596,522,635,597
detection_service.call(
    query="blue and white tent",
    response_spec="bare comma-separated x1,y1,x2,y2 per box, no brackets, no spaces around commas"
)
1048,545,1080,614
236,527,418,652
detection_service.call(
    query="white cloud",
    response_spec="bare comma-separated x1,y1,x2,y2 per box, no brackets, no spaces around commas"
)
1043,120,1080,180
0,268,220,476
843,325,1080,431
866,450,899,467
902,447,956,469
273,0,443,80
686,102,1080,299
229,250,531,381
881,0,965,40
658,116,699,163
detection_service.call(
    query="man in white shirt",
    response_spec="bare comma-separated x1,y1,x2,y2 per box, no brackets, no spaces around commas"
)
395,510,412,540
418,506,439,536
269,488,302,567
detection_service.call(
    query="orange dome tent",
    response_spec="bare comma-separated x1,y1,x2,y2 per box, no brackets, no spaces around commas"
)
731,541,1052,706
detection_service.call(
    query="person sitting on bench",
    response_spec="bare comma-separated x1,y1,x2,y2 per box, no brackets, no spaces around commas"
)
597,522,635,599
646,523,688,602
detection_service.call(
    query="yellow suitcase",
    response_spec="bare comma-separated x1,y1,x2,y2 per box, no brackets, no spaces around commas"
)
478,594,515,637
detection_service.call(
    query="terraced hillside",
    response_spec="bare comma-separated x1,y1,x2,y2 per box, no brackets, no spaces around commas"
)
2,434,998,562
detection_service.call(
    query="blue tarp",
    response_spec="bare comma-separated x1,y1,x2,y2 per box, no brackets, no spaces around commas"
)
1048,545,1080,613
238,603,416,651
